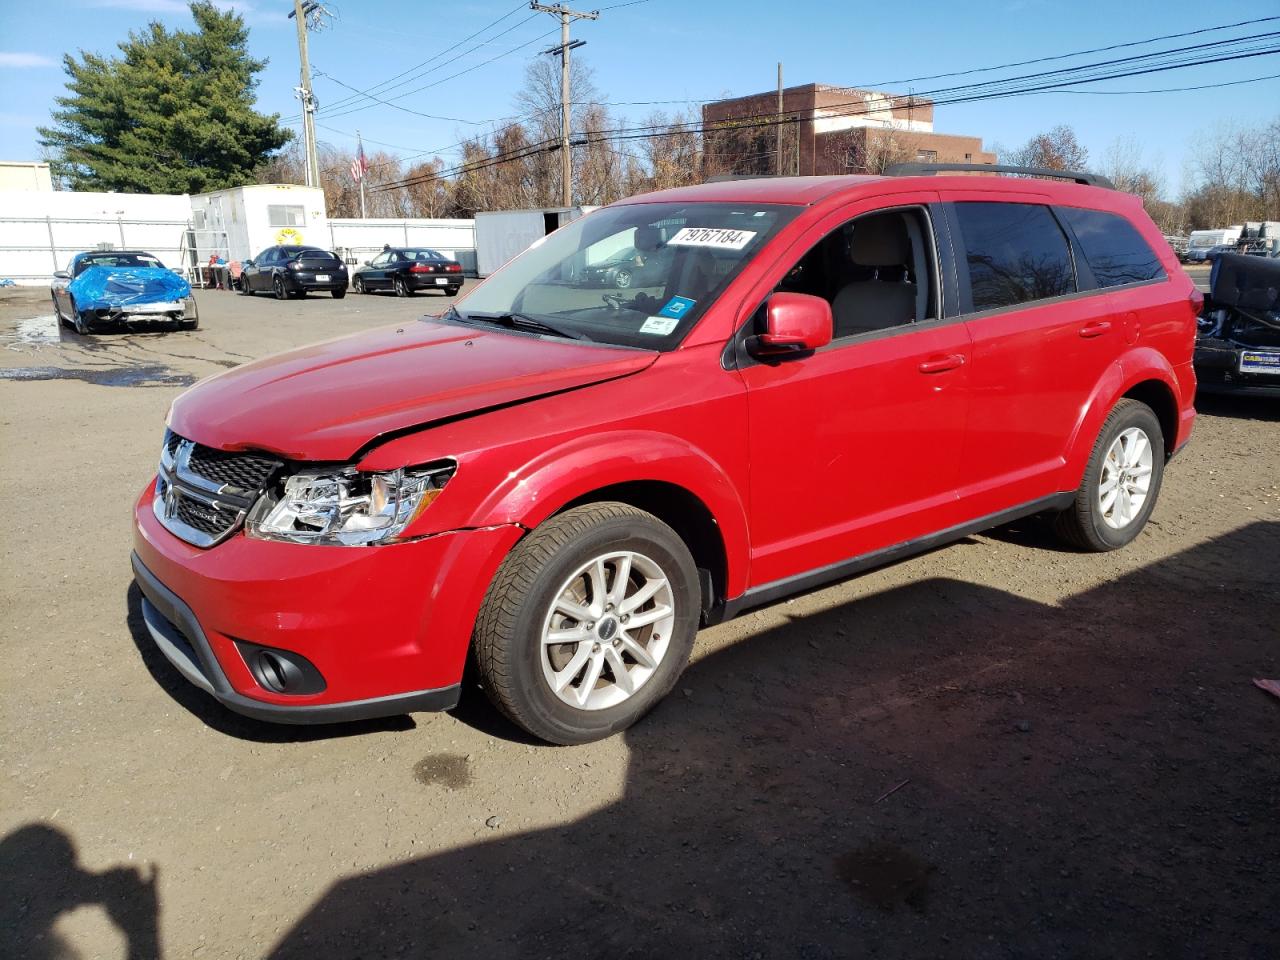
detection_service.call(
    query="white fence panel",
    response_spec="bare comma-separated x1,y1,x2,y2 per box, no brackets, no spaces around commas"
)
326,218,477,275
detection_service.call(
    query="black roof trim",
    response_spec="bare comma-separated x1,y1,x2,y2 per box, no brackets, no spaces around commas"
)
885,162,1114,189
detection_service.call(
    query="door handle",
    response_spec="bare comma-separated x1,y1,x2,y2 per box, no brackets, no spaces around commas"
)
1079,321,1112,339
918,354,966,374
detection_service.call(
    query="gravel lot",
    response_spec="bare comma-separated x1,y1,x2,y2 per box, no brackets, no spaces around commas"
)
2,274,1277,960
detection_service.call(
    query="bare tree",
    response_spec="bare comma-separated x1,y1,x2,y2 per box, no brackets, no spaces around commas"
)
1007,125,1089,171
822,123,916,175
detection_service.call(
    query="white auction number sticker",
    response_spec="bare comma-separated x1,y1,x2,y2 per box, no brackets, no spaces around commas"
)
667,227,757,251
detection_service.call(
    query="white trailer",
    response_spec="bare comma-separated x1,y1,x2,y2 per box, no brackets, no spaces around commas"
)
474,207,596,277
1187,226,1243,252
189,184,328,264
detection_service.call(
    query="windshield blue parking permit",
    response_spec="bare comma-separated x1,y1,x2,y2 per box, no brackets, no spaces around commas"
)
657,296,695,319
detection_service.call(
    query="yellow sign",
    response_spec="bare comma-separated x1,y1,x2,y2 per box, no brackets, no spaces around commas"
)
276,227,303,245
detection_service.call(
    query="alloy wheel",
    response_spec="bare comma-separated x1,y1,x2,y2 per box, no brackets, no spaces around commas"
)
1098,426,1153,529
539,551,675,711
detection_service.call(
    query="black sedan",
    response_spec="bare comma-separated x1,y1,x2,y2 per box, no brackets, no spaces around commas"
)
239,246,348,299
351,248,464,297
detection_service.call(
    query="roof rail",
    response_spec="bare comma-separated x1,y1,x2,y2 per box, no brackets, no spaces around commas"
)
884,162,1114,189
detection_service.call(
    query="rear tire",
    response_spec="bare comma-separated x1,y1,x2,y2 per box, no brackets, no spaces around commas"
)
273,276,288,300
445,286,460,297
332,289,346,299
1053,399,1164,552
394,276,411,298
353,277,366,295
474,503,700,745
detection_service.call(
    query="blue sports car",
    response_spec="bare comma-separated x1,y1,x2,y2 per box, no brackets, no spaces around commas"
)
51,250,198,334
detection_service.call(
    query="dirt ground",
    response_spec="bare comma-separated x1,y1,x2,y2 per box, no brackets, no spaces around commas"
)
1,276,1276,960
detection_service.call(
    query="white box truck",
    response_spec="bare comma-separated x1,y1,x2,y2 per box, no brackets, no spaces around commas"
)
474,207,596,277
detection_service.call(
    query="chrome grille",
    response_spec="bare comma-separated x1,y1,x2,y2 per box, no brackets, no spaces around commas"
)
154,430,283,547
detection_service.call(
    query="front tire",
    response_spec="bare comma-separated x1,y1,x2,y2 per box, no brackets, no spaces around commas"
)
1053,399,1164,552
613,269,633,289
474,503,700,745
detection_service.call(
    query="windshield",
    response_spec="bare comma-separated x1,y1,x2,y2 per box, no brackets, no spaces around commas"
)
454,202,799,349
76,252,163,274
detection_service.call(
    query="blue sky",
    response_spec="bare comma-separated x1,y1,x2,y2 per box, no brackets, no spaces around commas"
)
1,0,1277,194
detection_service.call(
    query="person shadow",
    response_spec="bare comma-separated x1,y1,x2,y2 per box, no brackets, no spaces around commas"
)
0,824,162,960
260,521,1280,960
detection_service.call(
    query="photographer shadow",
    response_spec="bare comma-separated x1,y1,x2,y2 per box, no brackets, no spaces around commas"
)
0,823,161,960
265,521,1280,960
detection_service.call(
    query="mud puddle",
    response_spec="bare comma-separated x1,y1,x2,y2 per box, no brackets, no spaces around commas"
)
5,314,66,347
413,754,472,789
0,364,196,387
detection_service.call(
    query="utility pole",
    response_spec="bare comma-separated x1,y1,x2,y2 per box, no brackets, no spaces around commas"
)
356,130,367,218
289,0,325,190
776,62,784,177
531,2,599,208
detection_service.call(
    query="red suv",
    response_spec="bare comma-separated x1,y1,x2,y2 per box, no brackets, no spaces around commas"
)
132,168,1198,744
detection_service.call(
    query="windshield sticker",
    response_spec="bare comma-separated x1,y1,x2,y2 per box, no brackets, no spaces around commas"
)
656,296,695,319
667,227,757,251
639,316,681,335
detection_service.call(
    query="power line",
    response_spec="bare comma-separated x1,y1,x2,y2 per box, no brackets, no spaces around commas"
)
373,42,1280,192
316,26,562,122
289,2,531,119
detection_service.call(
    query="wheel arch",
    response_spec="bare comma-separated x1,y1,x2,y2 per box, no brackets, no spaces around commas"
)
556,480,729,623
455,431,751,608
1065,352,1182,488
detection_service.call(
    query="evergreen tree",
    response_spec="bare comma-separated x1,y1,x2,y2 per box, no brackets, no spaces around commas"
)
38,1,290,193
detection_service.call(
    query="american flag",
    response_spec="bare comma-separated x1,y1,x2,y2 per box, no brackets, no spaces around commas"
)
350,144,369,182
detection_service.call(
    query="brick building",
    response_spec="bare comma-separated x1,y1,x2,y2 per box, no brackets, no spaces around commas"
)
702,83,996,177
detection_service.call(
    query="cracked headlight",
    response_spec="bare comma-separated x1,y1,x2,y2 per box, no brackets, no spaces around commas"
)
246,461,455,545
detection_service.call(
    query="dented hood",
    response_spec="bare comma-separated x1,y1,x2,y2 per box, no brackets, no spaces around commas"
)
167,319,657,461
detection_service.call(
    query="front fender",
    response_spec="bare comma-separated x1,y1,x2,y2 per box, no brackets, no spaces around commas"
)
472,431,752,597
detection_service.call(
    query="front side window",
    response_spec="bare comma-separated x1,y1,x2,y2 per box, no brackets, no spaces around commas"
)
1058,207,1166,288
772,206,938,340
455,202,800,350
268,205,306,227
954,202,1076,312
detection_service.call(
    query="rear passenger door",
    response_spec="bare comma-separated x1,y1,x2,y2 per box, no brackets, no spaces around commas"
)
944,198,1121,519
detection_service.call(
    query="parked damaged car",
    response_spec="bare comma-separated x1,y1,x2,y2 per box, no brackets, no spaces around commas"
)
1195,253,1280,396
52,251,198,334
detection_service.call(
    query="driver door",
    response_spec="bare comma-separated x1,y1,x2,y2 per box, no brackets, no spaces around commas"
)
737,195,973,588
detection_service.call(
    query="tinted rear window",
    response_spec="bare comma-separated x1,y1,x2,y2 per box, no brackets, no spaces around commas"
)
954,202,1076,312
1058,207,1166,288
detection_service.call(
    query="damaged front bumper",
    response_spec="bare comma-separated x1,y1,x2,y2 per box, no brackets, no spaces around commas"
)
80,296,198,329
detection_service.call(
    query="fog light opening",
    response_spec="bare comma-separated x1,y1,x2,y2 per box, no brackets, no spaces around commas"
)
257,652,290,692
